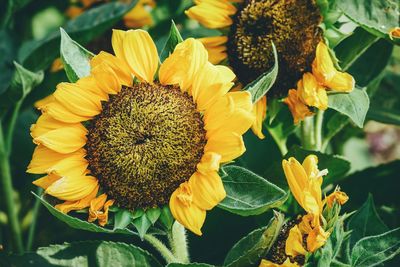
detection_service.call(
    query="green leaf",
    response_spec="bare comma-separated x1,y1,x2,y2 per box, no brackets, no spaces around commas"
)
218,166,287,216
347,195,388,250
285,146,351,185
328,88,370,128
146,207,161,225
33,192,135,235
336,0,399,38
168,264,215,267
0,62,43,111
2,241,162,267
367,107,400,126
244,42,278,103
159,205,174,230
223,212,284,267
351,227,400,267
113,209,132,230
334,28,379,71
160,20,183,62
18,1,137,71
60,28,94,83
132,213,152,240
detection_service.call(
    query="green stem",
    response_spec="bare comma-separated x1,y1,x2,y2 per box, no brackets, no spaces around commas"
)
26,187,43,251
0,123,23,253
301,116,315,150
144,234,178,264
314,110,324,152
5,101,22,154
170,221,190,263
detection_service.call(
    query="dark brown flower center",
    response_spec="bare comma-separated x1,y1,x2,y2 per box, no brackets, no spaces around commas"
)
227,0,322,96
86,83,206,210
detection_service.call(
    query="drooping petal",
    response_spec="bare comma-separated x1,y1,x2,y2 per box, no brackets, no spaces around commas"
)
169,182,206,236
325,190,349,208
196,152,221,174
46,175,98,201
285,225,307,257
251,96,267,139
90,51,132,86
306,225,330,252
88,194,114,226
297,73,328,110
55,185,99,213
205,131,245,163
33,125,87,154
185,0,236,29
198,36,228,64
159,38,208,92
122,29,159,83
189,171,226,210
283,89,313,124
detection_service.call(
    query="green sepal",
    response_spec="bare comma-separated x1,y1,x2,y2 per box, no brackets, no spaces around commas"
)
132,213,152,240
160,20,183,62
146,207,162,225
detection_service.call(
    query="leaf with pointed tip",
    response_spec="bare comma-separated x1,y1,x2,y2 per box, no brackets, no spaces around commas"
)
160,20,183,62
146,208,161,225
132,214,152,240
113,209,132,230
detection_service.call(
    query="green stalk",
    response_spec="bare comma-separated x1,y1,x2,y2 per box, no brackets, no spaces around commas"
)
5,101,22,154
170,222,190,263
144,234,178,264
26,187,43,251
0,122,23,253
314,110,324,152
301,116,315,150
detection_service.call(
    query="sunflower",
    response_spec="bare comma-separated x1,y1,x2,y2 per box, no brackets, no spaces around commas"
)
28,29,255,235
260,155,348,266
185,0,324,137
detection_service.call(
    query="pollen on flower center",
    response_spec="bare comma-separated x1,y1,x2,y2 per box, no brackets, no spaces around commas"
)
85,83,207,210
227,0,322,96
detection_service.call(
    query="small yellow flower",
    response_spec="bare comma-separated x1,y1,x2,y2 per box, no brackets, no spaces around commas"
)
297,72,328,111
312,42,354,92
285,225,307,257
325,190,349,208
282,155,325,224
283,89,313,124
259,258,299,267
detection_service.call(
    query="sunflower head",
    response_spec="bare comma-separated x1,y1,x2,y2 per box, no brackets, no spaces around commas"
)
28,29,255,236
227,0,322,95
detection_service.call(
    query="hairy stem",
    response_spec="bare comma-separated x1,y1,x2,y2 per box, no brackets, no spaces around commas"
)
314,110,324,152
170,221,190,263
144,234,177,264
301,116,315,150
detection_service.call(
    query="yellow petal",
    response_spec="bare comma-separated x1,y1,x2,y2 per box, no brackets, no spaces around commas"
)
298,214,314,234
88,194,115,226
185,0,236,29
46,175,98,201
159,38,208,92
123,0,153,28
30,114,78,139
50,58,64,73
34,95,55,110
33,173,62,189
325,190,349,208
189,171,226,210
302,155,319,178
307,225,330,252
199,36,228,64
312,42,354,92
196,152,221,174
169,182,206,236
47,153,88,177
27,145,85,174
259,258,299,267
228,91,253,111
285,225,307,257
297,73,328,110
53,82,102,117
205,131,245,163
111,29,126,63
33,125,87,154
91,63,121,95
75,75,108,101
192,63,235,110
55,185,99,213
251,96,267,139
122,29,159,83
283,89,313,124
42,100,92,123
90,51,132,86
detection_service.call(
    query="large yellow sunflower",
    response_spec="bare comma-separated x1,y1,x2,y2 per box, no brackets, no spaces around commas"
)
28,29,255,235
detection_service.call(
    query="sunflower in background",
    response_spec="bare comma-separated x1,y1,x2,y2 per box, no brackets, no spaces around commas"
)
185,0,355,130
67,0,155,28
28,29,255,235
259,155,348,266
